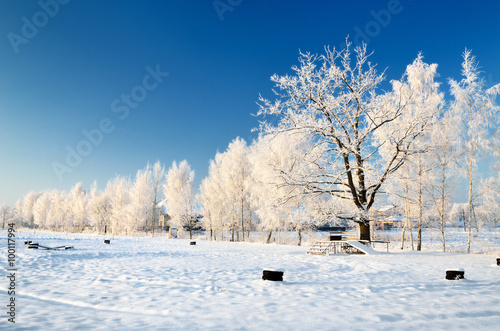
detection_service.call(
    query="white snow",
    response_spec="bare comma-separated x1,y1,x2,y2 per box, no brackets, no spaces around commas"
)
344,240,379,255
2,230,500,330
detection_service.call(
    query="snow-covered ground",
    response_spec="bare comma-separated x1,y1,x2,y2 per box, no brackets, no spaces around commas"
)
2,230,500,330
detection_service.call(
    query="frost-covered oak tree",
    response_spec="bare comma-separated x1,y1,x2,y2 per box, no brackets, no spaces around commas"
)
258,41,426,241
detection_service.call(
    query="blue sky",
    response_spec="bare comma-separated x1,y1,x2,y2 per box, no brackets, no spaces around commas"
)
1,0,499,206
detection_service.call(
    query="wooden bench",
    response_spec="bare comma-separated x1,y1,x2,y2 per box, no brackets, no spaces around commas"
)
329,231,359,241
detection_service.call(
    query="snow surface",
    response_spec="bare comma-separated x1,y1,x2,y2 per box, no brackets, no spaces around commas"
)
2,230,500,330
344,240,379,255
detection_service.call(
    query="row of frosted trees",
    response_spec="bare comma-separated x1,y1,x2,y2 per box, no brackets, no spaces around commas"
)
8,162,165,235
381,50,500,252
3,42,499,250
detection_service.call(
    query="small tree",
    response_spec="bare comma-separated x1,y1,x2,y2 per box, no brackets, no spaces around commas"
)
22,191,40,228
127,165,154,233
164,160,196,239
33,192,52,229
199,153,229,240
151,161,165,234
107,176,131,235
219,138,253,241
68,183,88,232
88,181,112,234
0,205,15,228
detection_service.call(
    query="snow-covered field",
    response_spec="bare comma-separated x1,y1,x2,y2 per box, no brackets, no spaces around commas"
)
2,230,500,330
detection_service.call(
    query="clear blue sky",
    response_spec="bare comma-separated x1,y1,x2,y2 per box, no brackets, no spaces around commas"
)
1,0,499,206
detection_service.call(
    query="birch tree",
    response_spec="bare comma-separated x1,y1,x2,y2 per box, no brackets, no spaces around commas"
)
33,192,51,229
127,165,154,232
151,160,165,234
403,54,443,250
199,153,228,240
0,205,15,228
449,49,500,252
475,176,500,229
425,108,460,251
164,160,196,239
257,41,425,241
219,138,253,241
22,191,40,228
68,183,88,231
48,190,70,231
383,54,443,250
107,176,131,235
88,181,112,234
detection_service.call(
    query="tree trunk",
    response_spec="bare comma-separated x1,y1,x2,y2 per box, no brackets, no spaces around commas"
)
402,164,409,250
151,196,156,236
461,209,466,232
297,228,302,246
440,213,446,252
440,164,447,252
404,163,414,251
400,225,406,250
408,221,414,250
359,222,370,241
240,198,245,241
467,148,473,253
417,152,423,251
266,229,273,244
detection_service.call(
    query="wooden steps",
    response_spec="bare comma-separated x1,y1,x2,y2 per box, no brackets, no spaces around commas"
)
307,241,333,255
307,240,369,255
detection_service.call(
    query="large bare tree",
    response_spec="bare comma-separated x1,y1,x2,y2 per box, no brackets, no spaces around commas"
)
257,41,427,241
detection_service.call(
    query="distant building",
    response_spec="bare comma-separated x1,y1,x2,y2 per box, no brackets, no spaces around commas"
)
371,205,404,230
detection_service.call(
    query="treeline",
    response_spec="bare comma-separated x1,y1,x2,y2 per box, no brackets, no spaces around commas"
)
2,42,499,251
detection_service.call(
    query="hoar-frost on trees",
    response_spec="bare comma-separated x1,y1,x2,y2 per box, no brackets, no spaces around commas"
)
449,49,500,252
258,40,428,240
